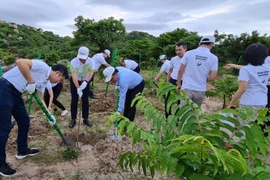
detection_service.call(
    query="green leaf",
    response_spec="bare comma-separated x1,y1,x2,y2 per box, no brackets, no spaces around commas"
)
175,161,185,177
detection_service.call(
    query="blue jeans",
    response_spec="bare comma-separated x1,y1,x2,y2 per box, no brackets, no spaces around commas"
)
0,78,30,164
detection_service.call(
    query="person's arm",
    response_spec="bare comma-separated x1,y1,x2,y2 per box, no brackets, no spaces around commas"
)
117,85,128,113
176,64,186,89
47,88,54,112
224,64,243,70
16,59,34,83
71,72,80,88
104,63,111,67
154,71,163,83
227,81,247,108
166,68,173,82
85,72,94,83
207,70,218,82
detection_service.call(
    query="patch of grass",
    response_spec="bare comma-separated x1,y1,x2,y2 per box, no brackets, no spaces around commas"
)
62,147,80,161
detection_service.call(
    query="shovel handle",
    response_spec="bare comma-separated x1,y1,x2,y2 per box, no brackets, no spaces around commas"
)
32,92,65,139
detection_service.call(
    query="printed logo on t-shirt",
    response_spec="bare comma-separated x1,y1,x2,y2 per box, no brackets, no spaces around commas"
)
197,63,202,66
195,55,208,61
257,71,269,77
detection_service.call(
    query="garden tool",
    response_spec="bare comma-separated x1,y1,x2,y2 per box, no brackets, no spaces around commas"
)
105,48,118,96
32,92,75,147
77,97,82,148
108,88,122,140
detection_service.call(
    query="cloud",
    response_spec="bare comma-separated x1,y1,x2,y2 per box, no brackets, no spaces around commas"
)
0,0,269,37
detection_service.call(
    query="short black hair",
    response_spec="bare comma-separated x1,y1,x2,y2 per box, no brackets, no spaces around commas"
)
200,42,212,46
51,64,69,79
113,68,119,75
243,43,268,66
176,42,187,49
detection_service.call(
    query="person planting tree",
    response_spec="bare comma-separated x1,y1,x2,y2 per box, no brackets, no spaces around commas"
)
69,46,95,128
43,81,68,116
0,59,68,176
89,49,111,99
119,59,140,73
103,66,145,121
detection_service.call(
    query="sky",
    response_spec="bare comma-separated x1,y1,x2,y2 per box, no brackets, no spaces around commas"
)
0,0,270,38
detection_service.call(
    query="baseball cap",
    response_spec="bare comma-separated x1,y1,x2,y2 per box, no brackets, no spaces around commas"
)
200,35,215,44
77,46,89,59
104,49,111,57
103,67,115,82
159,55,167,61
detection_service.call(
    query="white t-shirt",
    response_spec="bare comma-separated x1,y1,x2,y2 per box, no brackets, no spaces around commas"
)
264,56,270,85
3,60,51,93
92,53,107,70
169,56,182,80
124,60,138,70
181,47,218,91
70,57,95,81
239,64,270,106
46,81,57,90
160,60,170,73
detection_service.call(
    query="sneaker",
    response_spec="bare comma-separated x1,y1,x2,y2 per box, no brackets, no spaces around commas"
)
15,148,39,160
61,110,68,116
0,163,16,177
89,94,98,99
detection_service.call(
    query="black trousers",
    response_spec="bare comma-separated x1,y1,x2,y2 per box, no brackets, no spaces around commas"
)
165,78,180,118
44,82,66,110
70,78,90,120
133,66,140,74
123,80,145,121
89,73,95,97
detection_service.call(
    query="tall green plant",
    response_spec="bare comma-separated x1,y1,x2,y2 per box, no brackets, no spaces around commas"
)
207,75,239,108
107,82,270,179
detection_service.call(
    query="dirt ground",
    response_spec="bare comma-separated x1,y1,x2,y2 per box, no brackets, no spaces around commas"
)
1,80,236,180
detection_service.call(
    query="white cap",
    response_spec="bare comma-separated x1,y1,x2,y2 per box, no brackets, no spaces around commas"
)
77,46,89,59
200,35,215,44
103,67,115,82
104,49,111,57
159,55,167,61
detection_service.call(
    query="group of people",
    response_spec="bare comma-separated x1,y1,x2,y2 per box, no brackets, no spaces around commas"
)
1,36,270,176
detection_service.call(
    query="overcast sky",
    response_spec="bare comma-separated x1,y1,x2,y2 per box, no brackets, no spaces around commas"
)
0,0,269,37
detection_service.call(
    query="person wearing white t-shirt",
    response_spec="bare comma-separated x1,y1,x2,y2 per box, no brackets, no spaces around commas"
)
69,46,95,128
43,81,68,116
167,42,187,85
177,36,218,107
154,55,170,83
0,60,68,176
227,43,270,108
165,42,187,118
89,49,111,99
119,59,140,73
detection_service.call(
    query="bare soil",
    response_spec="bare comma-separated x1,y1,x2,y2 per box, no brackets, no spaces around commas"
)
2,80,267,180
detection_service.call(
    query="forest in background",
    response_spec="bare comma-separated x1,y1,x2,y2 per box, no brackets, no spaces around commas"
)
1,16,270,71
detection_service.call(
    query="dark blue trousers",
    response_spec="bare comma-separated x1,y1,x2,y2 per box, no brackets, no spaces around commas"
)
0,78,30,165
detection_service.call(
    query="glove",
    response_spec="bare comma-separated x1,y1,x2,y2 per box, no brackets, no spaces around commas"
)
26,82,36,94
77,88,83,97
116,112,120,115
115,85,120,90
79,81,88,90
49,114,56,125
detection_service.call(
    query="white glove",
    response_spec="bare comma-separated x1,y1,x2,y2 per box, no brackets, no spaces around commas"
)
49,114,56,125
77,88,83,97
115,85,120,90
79,81,88,90
26,82,36,94
116,112,120,115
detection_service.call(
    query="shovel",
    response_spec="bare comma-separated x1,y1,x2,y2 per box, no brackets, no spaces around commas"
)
108,88,122,140
32,92,75,147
